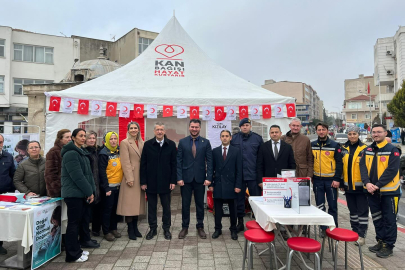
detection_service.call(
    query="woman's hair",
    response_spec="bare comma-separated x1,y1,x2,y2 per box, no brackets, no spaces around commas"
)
127,122,141,140
27,140,41,151
84,130,98,147
72,128,86,138
14,139,29,153
54,129,71,144
52,205,61,225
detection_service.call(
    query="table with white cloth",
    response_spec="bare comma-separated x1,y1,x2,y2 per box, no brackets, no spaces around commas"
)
249,196,336,270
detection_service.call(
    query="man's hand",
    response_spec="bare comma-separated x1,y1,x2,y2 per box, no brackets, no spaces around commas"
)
177,180,184,186
141,185,147,191
127,182,134,187
208,187,214,192
27,192,37,196
204,180,211,186
170,184,176,190
235,188,241,193
87,194,94,204
258,183,263,189
106,191,112,196
366,183,377,194
331,181,340,188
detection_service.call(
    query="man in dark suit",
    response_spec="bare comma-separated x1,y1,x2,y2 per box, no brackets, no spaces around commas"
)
209,130,242,240
257,125,296,188
177,119,213,239
140,122,177,240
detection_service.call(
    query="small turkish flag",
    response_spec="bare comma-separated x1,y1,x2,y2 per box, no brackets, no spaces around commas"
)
262,105,271,119
239,106,248,119
286,103,296,117
163,106,173,117
105,102,117,117
133,104,144,118
49,97,61,112
215,106,226,121
367,82,370,95
190,106,199,119
77,99,89,115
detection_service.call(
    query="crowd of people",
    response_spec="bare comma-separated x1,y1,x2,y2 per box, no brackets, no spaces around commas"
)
0,117,403,262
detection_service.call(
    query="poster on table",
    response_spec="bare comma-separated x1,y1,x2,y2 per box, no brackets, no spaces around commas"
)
31,201,62,270
2,133,39,167
207,119,232,148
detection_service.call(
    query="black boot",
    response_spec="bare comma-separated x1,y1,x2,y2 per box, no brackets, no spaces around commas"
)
127,222,136,240
133,217,142,238
237,217,244,232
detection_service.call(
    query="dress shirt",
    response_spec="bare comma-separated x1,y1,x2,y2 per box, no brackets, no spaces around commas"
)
156,138,164,147
222,144,230,155
272,140,280,154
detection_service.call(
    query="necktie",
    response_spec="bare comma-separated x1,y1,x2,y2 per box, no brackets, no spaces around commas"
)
274,141,279,160
192,138,196,158
223,147,227,161
159,141,163,147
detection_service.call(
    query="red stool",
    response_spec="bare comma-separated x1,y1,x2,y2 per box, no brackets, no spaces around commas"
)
320,228,364,270
242,229,277,270
286,237,321,270
246,220,261,230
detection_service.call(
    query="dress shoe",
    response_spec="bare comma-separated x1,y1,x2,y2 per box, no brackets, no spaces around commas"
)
111,230,121,238
146,229,157,240
197,228,207,239
80,240,100,248
178,228,188,239
231,231,238,240
212,230,222,239
92,231,100,237
237,217,245,232
164,230,172,240
91,239,98,244
104,233,115,242
0,246,7,255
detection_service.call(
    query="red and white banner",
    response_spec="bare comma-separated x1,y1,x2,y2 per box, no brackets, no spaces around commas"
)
262,105,271,119
119,103,131,118
77,99,89,115
239,106,248,119
274,104,284,118
49,97,61,112
215,106,225,121
286,103,296,118
147,104,157,118
163,105,173,117
190,106,199,119
106,102,117,117
177,106,187,118
62,98,74,113
133,104,144,118
226,106,236,120
251,105,260,120
202,106,212,121
91,100,102,116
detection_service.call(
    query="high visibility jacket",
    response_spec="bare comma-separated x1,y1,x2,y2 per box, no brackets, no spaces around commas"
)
311,137,343,181
99,147,123,192
342,141,367,192
359,140,401,196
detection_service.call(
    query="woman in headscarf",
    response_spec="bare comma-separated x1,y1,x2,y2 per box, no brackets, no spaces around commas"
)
341,125,369,246
99,131,123,241
117,122,145,240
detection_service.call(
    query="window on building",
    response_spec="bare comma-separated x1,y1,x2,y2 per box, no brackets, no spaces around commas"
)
366,101,374,107
296,106,307,112
298,116,307,122
351,114,357,119
13,44,54,64
365,114,371,119
138,37,154,54
348,102,362,109
13,78,53,95
0,76,4,94
0,39,5,57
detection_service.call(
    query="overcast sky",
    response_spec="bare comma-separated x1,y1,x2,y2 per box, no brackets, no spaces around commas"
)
2,0,405,111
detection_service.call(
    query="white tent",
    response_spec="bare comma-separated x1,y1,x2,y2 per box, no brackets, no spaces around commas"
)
45,16,295,151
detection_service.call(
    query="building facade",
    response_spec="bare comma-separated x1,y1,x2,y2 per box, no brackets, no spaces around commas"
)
343,94,378,125
262,80,324,125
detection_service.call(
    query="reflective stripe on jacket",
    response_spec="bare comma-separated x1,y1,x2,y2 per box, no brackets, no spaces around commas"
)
342,141,367,191
311,137,343,181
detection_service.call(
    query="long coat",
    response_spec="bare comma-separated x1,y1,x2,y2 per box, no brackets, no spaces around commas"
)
140,136,177,194
44,141,63,197
211,145,242,199
13,156,47,196
117,136,146,216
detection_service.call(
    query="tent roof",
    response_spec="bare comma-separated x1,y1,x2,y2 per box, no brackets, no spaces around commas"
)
47,16,294,106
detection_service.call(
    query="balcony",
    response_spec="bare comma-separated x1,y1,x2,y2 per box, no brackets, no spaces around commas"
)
375,93,395,103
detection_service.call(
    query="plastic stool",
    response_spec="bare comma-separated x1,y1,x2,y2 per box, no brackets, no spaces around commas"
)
246,220,261,230
242,229,277,270
286,237,321,270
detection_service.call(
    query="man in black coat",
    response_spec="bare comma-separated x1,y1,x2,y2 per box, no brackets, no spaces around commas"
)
140,122,177,240
257,125,296,188
209,130,242,240
177,119,213,239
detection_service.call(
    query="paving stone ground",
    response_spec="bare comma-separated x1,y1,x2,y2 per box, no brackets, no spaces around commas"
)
1,186,405,269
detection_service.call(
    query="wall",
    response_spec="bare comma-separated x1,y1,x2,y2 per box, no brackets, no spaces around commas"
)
262,81,304,103
344,75,387,100
0,27,12,107
374,37,395,86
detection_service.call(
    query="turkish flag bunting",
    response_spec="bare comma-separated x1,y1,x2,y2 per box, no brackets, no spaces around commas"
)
163,106,173,117
214,106,226,121
190,106,199,119
49,97,61,112
286,103,296,117
133,104,144,118
77,99,89,115
262,105,271,119
239,106,248,119
367,82,370,94
105,102,117,117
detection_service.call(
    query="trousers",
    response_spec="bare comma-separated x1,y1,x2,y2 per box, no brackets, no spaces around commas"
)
313,179,338,229
214,198,237,232
237,180,261,218
346,192,369,238
79,202,91,242
91,201,103,233
102,188,120,234
64,198,85,262
181,180,205,229
147,192,171,230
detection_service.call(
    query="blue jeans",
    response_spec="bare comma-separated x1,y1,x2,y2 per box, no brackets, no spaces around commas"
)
313,179,338,230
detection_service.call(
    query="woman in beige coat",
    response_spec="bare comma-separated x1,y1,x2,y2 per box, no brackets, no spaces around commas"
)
117,122,145,240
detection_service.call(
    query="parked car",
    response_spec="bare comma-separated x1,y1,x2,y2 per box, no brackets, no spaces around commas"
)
334,133,347,144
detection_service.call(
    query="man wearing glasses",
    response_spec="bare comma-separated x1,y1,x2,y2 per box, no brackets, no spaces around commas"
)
0,134,16,254
360,124,401,258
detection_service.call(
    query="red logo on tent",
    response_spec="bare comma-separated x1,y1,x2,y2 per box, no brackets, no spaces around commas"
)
190,106,199,119
163,106,173,117
77,99,89,115
239,106,248,119
286,103,296,117
262,105,271,119
134,104,144,118
155,44,184,59
105,102,117,117
49,97,61,112
215,106,226,121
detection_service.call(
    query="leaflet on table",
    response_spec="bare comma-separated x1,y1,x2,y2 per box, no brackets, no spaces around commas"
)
24,197,62,206
262,177,310,208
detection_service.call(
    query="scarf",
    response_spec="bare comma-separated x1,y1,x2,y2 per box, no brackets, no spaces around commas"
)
104,131,118,152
